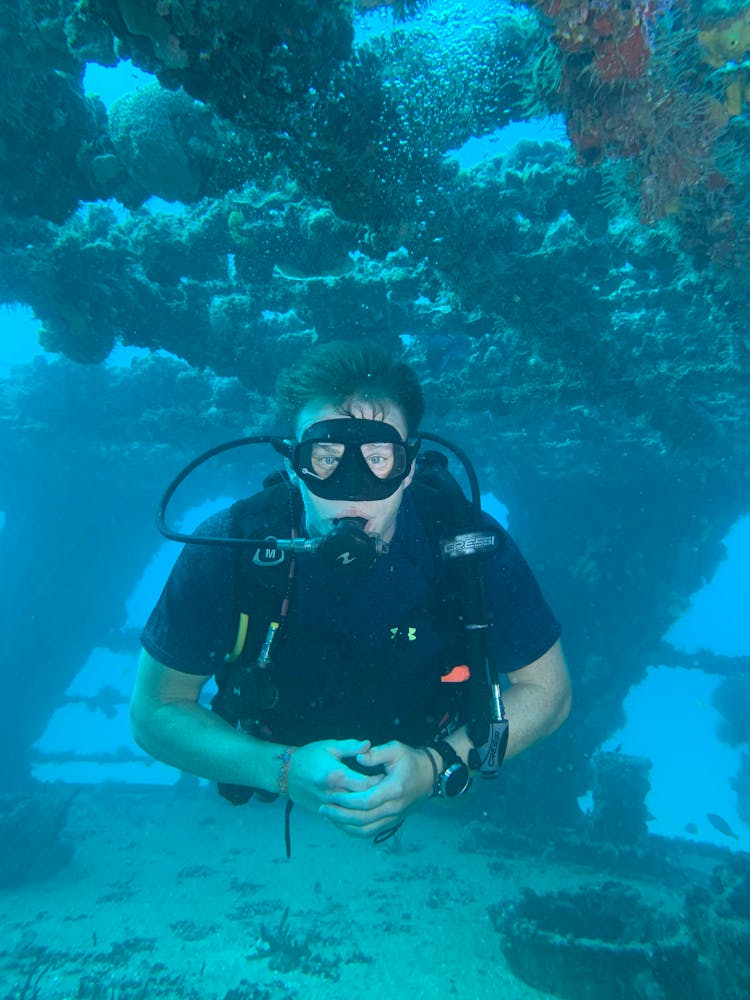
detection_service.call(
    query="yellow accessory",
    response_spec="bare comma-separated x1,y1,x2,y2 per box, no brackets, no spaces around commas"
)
225,612,250,663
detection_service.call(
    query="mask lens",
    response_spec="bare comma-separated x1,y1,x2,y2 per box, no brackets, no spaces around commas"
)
299,441,406,483
360,442,403,480
306,442,345,480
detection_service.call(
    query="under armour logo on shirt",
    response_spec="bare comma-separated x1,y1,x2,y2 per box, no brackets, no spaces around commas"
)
390,626,417,641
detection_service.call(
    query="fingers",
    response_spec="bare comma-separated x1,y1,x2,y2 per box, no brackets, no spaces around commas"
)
319,801,384,824
324,784,389,811
320,772,404,820
293,740,409,829
325,743,411,808
355,740,400,768
337,819,397,840
319,800,401,838
325,741,383,793
289,739,375,806
318,743,419,838
328,768,383,794
327,739,372,761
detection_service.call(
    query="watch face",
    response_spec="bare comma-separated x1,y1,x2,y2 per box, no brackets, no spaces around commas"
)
443,762,470,798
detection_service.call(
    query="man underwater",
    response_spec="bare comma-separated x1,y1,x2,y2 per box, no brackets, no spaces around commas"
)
131,341,571,841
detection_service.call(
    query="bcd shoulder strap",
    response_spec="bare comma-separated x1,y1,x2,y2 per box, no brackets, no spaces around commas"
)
211,476,300,723
409,450,477,543
228,473,302,613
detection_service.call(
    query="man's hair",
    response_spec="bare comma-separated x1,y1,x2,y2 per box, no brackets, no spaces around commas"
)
276,340,425,435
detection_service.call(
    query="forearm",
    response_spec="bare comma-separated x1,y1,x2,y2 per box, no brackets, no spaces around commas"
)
497,678,568,758
131,697,286,794
446,663,570,765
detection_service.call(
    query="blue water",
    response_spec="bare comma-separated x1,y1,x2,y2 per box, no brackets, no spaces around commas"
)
0,305,45,374
597,518,750,851
84,60,156,110
666,515,750,658
7,32,749,856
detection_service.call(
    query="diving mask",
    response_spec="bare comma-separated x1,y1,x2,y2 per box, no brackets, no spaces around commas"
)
290,418,421,501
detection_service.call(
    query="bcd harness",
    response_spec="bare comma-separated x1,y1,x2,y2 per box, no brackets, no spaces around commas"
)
202,450,510,808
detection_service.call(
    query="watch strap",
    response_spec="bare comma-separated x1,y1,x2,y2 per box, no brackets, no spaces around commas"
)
431,740,471,798
421,746,440,798
432,739,461,770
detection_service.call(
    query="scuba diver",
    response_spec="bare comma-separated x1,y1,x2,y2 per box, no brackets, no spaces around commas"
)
131,341,571,847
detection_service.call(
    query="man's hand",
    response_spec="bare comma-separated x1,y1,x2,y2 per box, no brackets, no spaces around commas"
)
317,740,434,838
286,739,383,813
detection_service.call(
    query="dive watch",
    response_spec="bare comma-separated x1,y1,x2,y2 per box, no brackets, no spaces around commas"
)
432,740,471,798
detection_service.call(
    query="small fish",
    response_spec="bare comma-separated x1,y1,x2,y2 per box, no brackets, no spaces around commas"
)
684,822,698,836
706,813,740,839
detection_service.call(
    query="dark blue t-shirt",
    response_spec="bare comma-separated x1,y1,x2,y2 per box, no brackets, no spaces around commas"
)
142,490,561,744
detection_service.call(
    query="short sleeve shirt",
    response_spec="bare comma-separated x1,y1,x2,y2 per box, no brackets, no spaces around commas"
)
142,490,561,681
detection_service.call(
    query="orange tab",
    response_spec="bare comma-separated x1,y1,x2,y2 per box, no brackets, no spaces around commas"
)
441,664,471,683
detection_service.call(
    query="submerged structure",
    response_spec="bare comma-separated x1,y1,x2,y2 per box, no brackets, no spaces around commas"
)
0,0,748,848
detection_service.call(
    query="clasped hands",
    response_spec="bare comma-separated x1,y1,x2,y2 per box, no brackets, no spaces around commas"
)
285,738,434,838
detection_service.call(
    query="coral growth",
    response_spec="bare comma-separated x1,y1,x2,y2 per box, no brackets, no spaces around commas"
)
523,0,749,261
107,84,250,203
117,0,190,68
539,0,656,84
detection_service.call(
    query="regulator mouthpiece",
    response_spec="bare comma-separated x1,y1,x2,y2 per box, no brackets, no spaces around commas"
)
317,517,388,575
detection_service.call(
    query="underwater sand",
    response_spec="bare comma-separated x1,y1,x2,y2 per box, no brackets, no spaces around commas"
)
0,786,573,1000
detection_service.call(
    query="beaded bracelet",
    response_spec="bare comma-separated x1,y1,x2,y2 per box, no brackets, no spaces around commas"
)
421,746,440,798
275,747,295,796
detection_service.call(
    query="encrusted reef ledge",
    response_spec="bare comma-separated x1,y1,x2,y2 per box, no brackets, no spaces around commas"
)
491,881,705,1000
0,791,75,887
483,835,750,1000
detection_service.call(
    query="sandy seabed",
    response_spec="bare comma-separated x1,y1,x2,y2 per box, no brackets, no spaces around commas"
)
0,785,575,1000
